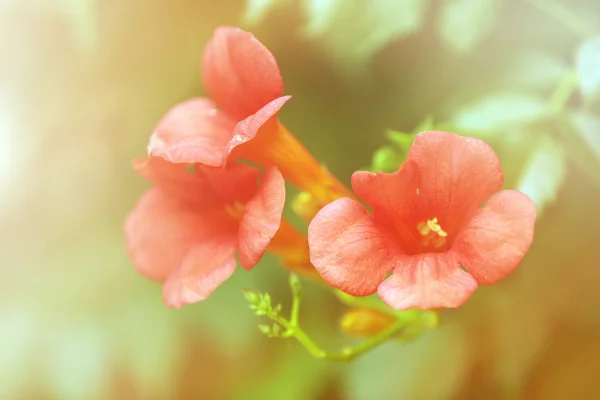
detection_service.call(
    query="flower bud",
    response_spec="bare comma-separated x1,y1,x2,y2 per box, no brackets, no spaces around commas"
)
340,308,396,338
291,191,323,221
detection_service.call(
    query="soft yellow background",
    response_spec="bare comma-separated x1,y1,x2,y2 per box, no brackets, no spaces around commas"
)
2,1,600,399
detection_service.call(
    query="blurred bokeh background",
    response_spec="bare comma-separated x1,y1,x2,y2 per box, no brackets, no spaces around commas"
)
2,0,600,398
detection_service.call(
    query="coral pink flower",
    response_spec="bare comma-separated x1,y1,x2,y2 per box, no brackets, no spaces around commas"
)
308,131,537,310
124,157,285,308
148,26,352,211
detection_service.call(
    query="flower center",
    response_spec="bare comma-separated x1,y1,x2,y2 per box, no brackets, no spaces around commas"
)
224,202,245,219
416,217,448,250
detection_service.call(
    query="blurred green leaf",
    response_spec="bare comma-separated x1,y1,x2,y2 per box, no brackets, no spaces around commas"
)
243,289,261,305
560,111,600,187
437,0,499,54
370,145,403,172
302,0,342,36
387,130,415,150
450,93,550,137
500,52,568,91
302,0,430,69
243,0,293,25
386,116,433,150
575,35,600,99
414,114,435,132
257,324,272,335
369,116,435,172
516,136,566,215
570,112,600,163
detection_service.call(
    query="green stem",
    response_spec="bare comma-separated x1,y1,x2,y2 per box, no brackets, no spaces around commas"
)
289,274,302,326
326,319,408,361
259,273,416,362
274,314,408,361
524,0,596,38
549,70,579,113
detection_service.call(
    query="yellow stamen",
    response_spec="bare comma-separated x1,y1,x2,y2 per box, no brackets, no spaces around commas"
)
426,218,448,237
417,217,448,249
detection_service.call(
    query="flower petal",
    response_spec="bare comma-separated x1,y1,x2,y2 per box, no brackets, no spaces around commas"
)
197,163,261,204
454,190,537,285
162,241,237,308
351,159,421,226
408,131,503,232
308,198,400,296
377,252,478,310
133,156,218,205
238,167,285,269
124,188,237,282
225,96,291,161
148,98,236,166
202,27,284,119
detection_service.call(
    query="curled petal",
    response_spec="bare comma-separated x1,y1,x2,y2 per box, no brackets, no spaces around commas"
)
124,188,237,282
225,96,291,161
238,167,286,269
408,131,503,232
377,252,478,310
308,198,400,296
162,241,237,308
149,98,236,166
454,190,537,285
202,27,284,119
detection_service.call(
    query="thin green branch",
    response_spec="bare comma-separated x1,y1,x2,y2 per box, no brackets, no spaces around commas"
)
246,274,437,362
255,274,420,362
271,311,408,361
549,69,579,113
288,273,302,327
325,319,409,361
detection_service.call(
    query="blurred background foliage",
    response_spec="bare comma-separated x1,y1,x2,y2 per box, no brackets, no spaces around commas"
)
2,0,600,399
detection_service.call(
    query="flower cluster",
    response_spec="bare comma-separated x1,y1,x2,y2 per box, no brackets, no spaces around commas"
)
124,27,536,310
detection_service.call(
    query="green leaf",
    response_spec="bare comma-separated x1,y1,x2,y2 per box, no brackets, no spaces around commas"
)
437,0,499,54
370,145,403,172
450,93,550,137
500,51,568,91
271,323,283,337
414,114,435,132
242,289,260,305
561,111,600,187
302,0,341,36
257,324,272,335
370,116,434,172
516,136,567,215
302,0,430,69
386,130,415,148
262,293,272,308
575,35,600,99
243,0,294,25
570,112,600,163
